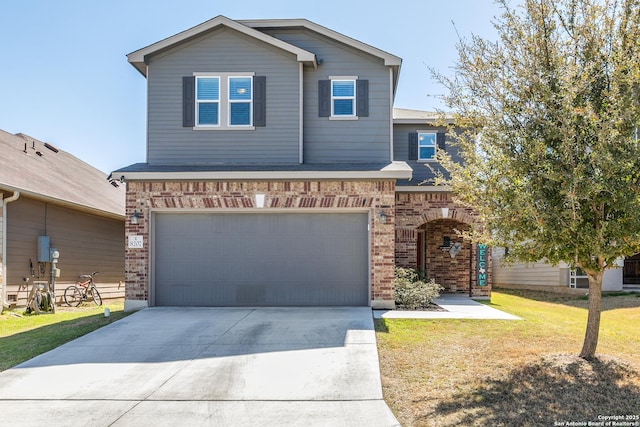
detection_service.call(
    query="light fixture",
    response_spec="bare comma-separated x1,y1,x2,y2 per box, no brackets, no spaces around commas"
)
441,207,449,218
379,210,387,224
131,211,140,225
255,194,265,208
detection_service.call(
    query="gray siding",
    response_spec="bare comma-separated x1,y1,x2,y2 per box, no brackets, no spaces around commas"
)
5,197,125,304
263,28,392,163
393,124,462,186
146,27,301,164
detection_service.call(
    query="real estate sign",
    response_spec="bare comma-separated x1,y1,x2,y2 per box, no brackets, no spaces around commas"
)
477,244,488,286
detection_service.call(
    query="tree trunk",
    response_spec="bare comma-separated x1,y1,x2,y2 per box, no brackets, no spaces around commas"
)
579,272,603,359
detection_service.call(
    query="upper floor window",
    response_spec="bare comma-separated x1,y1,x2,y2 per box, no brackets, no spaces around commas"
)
409,131,446,161
229,77,253,126
331,80,355,117
183,74,266,129
196,77,220,126
318,77,369,119
418,132,437,160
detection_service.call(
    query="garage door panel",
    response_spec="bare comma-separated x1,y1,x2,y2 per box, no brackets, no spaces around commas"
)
154,212,368,306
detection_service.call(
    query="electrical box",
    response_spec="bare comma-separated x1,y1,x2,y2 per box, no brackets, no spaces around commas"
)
38,236,51,262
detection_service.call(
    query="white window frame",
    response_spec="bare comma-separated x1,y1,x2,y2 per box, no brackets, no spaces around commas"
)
193,72,255,131
228,76,253,127
329,76,357,119
195,76,220,127
418,131,437,161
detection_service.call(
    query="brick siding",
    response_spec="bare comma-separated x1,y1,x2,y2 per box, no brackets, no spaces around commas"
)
395,191,491,298
125,180,396,307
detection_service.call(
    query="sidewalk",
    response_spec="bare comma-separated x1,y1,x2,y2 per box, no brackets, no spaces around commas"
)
373,294,521,320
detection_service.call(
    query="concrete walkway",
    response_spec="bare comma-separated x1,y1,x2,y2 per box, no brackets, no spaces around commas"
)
374,294,521,320
0,307,399,427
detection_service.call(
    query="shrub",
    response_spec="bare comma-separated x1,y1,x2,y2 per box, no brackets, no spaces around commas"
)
394,267,444,310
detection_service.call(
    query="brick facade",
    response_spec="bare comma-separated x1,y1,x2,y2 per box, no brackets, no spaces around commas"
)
395,191,491,298
125,180,397,309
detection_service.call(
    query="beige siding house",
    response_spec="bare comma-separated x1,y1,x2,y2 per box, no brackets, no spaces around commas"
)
0,130,125,310
492,247,625,293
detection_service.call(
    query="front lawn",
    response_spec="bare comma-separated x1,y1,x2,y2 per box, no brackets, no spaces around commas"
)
0,299,129,372
375,289,640,426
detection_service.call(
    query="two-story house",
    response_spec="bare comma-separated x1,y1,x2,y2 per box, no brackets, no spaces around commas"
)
115,16,491,311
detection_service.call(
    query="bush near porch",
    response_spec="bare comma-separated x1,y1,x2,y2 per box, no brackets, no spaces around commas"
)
375,289,640,426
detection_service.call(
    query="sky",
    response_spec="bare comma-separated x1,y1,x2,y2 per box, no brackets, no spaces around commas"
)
0,0,502,174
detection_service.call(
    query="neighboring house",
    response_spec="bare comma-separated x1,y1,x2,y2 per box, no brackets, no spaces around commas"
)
115,16,491,311
492,248,628,293
0,130,125,309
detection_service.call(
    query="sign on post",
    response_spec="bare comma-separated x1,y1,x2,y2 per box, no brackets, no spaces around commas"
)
476,243,488,287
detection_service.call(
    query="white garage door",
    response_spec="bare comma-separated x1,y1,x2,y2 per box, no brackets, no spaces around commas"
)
153,212,369,306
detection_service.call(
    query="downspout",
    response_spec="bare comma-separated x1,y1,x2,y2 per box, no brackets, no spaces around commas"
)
1,191,20,312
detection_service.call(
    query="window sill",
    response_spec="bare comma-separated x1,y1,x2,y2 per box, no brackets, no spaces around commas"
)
329,116,359,121
193,126,256,131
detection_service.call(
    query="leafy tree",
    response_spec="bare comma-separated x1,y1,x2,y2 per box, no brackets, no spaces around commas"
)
434,0,640,359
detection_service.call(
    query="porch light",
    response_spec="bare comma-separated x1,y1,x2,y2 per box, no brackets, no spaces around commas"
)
441,207,449,218
131,211,140,225
379,210,387,224
255,194,265,208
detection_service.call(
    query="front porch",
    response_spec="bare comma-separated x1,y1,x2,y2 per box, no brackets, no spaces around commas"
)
395,191,491,299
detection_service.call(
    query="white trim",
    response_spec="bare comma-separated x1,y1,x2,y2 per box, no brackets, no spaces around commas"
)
417,131,437,161
330,79,356,118
396,185,452,193
329,116,358,121
128,16,317,76
328,75,358,80
389,68,394,161
299,63,304,164
193,72,256,77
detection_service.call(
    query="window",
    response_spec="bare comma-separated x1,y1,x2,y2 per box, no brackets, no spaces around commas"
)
318,78,369,118
183,74,266,129
418,132,437,160
196,77,220,126
331,80,355,117
408,131,445,161
229,77,252,126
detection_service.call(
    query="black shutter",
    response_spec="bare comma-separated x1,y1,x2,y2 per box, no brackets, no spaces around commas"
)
318,80,331,117
437,132,446,151
409,133,419,160
182,76,195,127
253,76,266,127
356,79,369,117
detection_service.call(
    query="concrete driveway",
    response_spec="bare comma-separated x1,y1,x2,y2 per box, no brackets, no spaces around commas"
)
0,307,399,426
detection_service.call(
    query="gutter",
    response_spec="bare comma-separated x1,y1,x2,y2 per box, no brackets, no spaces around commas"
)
1,191,20,312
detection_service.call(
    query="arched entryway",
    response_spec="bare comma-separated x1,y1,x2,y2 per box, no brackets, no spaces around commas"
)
417,218,472,294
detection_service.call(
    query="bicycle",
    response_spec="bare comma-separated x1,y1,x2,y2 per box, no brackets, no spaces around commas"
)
64,272,102,306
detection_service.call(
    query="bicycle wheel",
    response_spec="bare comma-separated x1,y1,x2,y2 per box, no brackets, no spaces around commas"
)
90,286,102,306
64,286,83,307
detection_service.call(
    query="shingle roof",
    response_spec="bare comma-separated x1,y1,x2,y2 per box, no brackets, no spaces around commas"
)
0,130,125,218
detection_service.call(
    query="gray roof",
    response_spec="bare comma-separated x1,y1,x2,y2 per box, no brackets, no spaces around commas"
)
393,108,454,124
0,130,125,218
114,161,413,181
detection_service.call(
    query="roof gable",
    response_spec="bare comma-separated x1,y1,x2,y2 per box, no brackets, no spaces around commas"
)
127,15,317,76
239,19,401,67
0,130,124,218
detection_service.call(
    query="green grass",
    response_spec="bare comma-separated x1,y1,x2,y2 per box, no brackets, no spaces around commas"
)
0,299,130,372
375,289,640,426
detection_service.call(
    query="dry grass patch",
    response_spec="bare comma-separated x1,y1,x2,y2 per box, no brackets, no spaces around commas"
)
375,290,640,426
